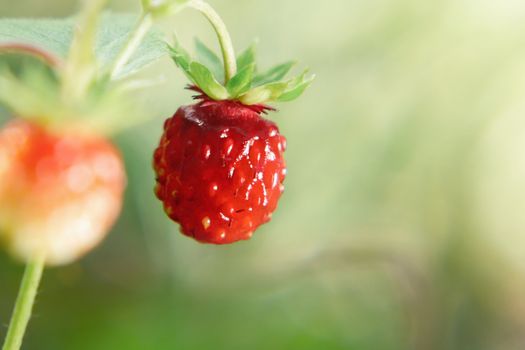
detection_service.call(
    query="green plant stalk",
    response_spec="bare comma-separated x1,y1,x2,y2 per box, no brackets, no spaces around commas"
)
188,0,237,83
2,255,45,350
61,0,108,103
110,12,154,79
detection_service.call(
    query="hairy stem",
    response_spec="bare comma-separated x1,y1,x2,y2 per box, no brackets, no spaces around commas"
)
2,255,45,350
188,0,237,82
110,12,154,79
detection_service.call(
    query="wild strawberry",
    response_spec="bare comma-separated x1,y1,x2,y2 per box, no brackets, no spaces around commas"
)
153,35,313,244
154,97,287,243
0,119,125,266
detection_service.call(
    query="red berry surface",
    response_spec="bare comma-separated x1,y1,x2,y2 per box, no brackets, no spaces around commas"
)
0,119,126,265
153,99,287,244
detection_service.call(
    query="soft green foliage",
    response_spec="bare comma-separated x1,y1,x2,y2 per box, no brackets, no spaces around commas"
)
0,13,166,79
168,39,314,104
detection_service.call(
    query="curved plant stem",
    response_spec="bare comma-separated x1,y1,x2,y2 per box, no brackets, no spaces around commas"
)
110,12,154,79
188,0,237,82
2,255,45,350
0,43,63,69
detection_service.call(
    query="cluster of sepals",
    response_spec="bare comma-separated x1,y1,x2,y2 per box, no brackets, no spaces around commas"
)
0,61,138,136
169,38,315,105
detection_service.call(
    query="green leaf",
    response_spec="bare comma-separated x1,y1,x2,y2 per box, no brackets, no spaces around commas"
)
253,61,296,86
239,81,288,105
189,61,229,100
0,13,167,79
226,63,255,97
195,38,224,83
236,43,256,73
95,14,167,78
278,73,315,102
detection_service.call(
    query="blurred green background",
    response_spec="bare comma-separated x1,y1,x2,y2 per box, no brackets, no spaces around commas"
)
2,0,525,349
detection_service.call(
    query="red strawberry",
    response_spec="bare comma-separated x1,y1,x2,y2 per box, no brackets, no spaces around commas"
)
154,98,287,244
157,19,313,244
0,119,126,265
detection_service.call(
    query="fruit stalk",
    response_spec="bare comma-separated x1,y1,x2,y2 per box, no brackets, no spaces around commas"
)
2,255,45,350
109,12,154,79
188,0,237,82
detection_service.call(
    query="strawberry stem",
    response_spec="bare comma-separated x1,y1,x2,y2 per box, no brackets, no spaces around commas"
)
188,0,237,83
2,255,45,350
109,12,155,79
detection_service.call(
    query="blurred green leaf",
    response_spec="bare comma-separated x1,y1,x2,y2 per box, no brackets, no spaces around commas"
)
0,13,166,78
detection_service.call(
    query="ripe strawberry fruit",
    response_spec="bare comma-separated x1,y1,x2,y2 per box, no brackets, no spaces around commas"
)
154,98,287,243
153,39,313,244
0,119,125,265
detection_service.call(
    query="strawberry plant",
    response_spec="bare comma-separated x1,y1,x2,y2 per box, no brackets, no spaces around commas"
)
0,0,313,348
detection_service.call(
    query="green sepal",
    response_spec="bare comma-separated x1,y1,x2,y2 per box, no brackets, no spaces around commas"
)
168,39,194,82
226,63,254,97
167,37,314,105
277,70,315,102
239,81,288,105
0,60,147,135
0,63,60,123
253,61,296,86
194,38,224,82
189,61,229,100
236,43,256,73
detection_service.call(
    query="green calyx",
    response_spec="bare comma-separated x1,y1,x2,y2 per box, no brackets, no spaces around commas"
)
0,60,143,135
168,39,315,105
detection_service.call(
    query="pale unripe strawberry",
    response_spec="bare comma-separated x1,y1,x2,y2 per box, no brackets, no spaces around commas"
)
0,120,126,266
